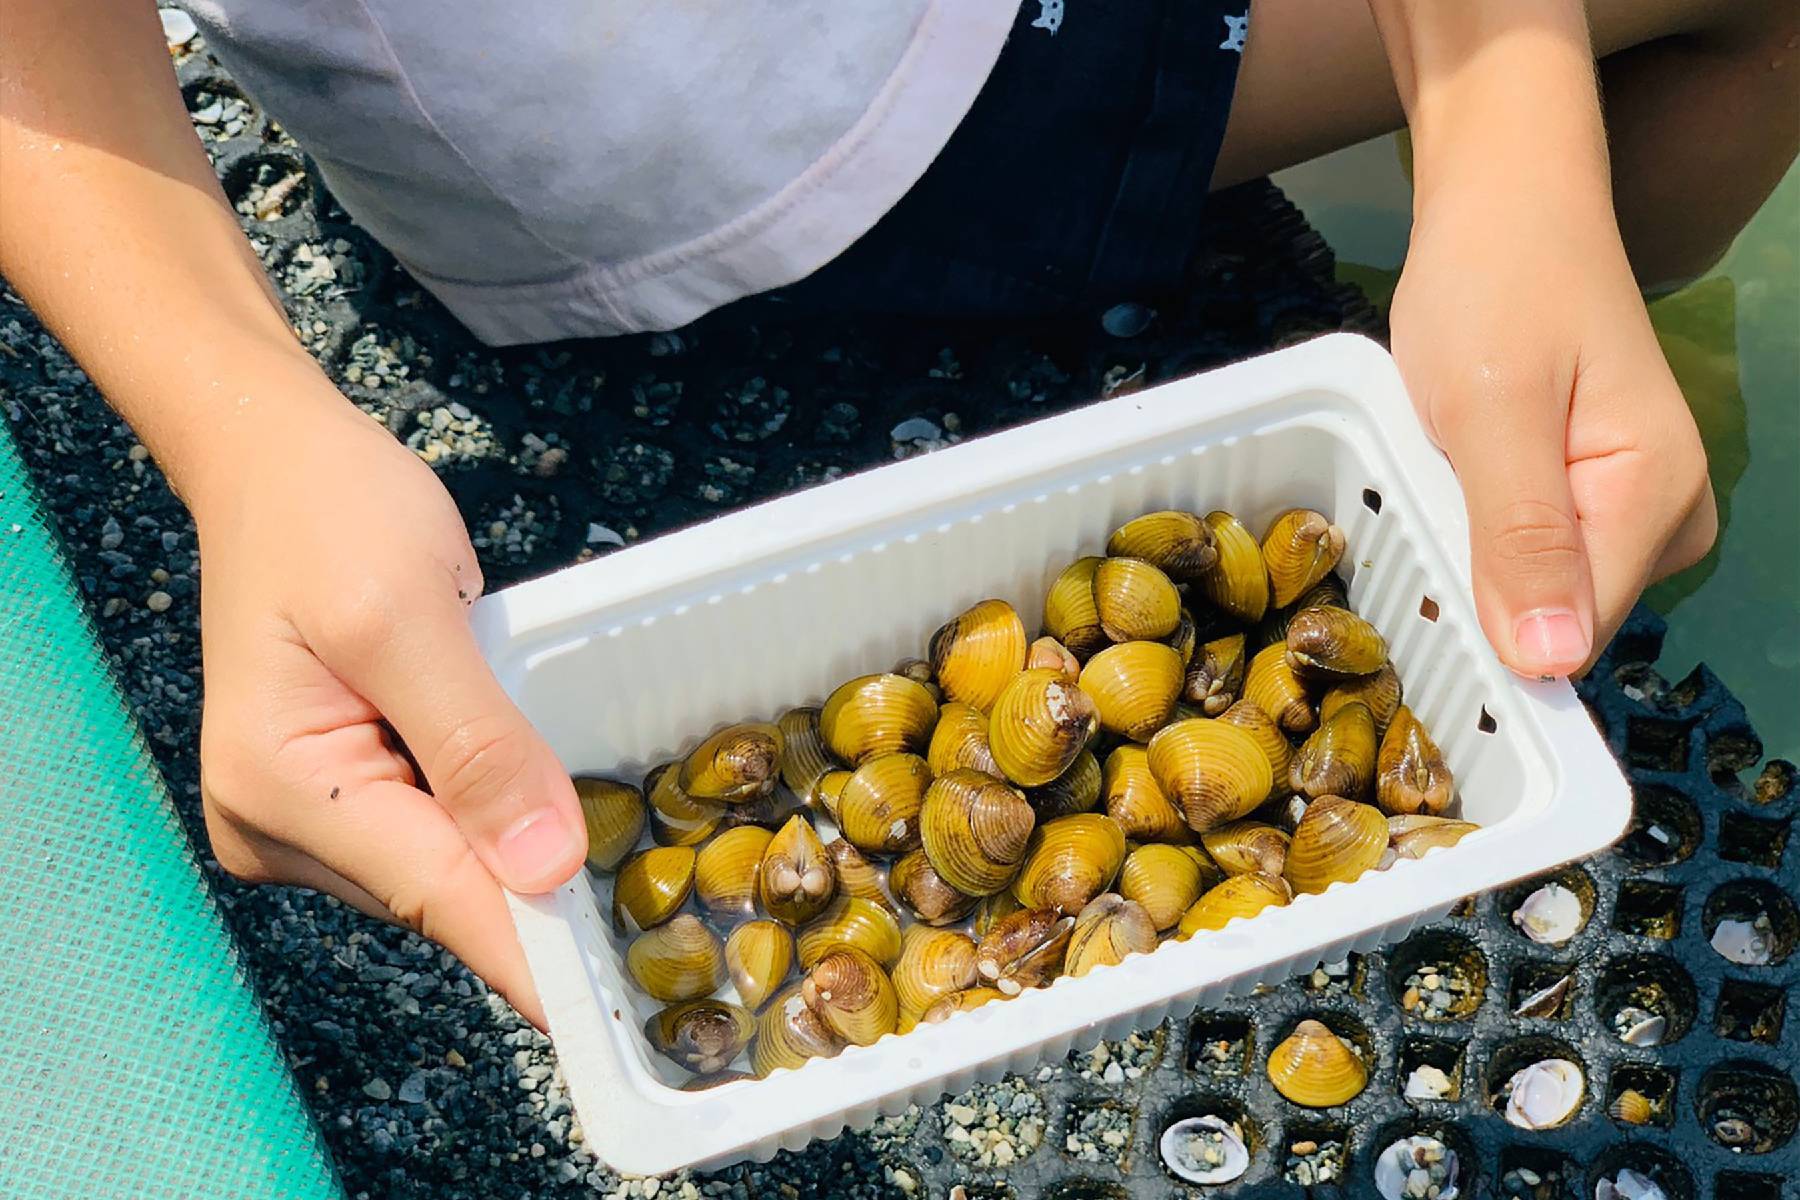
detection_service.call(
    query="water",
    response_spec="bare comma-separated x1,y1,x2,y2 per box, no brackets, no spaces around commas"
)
1276,141,1799,764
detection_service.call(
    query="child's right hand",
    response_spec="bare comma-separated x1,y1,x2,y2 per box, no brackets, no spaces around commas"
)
190,376,587,1029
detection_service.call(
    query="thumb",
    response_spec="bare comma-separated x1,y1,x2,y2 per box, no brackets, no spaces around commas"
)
1431,374,1597,678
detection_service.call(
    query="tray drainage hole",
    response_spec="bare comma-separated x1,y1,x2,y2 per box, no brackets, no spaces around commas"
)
1714,979,1786,1044
1588,1145,1695,1200
1615,784,1703,868
1698,1061,1799,1154
1718,812,1790,869
1483,1034,1588,1129
1418,594,1440,622
1362,487,1383,514
1280,1120,1347,1188
1624,714,1694,773
1300,951,1364,999
1155,1093,1259,1187
1186,1011,1254,1079
1606,1062,1678,1130
1702,879,1798,966
1496,1146,1580,1200
1715,1170,1786,1200
1593,953,1698,1046
1750,758,1796,805
938,1076,1047,1167
1061,1095,1134,1171
1507,960,1576,1020
1385,930,1487,1022
1611,880,1683,940
1500,867,1597,946
1370,1117,1482,1200
1397,1035,1467,1103
1477,706,1498,734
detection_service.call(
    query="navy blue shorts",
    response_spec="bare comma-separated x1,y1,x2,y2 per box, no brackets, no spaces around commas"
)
785,0,1253,320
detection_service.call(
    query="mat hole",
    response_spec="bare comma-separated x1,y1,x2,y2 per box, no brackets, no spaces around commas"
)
1186,1012,1254,1078
1612,880,1683,940
1714,979,1786,1045
1715,1170,1784,1200
1418,595,1439,622
1362,488,1383,514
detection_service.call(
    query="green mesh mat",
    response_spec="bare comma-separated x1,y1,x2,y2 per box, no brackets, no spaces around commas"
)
0,423,342,1199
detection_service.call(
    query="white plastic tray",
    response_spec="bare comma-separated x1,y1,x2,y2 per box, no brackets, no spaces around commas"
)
472,333,1631,1176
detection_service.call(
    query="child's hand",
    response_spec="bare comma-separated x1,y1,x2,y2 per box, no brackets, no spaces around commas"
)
191,388,586,1028
1389,178,1716,678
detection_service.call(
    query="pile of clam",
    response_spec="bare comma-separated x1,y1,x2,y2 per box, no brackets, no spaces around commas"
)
578,508,1475,1084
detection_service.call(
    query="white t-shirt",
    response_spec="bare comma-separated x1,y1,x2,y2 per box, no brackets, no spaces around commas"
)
183,0,1022,344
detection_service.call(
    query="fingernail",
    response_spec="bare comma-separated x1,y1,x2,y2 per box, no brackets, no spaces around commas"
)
495,808,581,891
1512,607,1590,676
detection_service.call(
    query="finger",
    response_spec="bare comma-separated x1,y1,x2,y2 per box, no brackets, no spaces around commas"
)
1433,364,1597,677
1649,483,1720,582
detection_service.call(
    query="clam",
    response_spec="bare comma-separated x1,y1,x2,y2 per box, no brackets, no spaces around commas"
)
988,668,1099,787
891,926,979,1018
1026,635,1081,681
1064,893,1157,977
1011,813,1128,915
718,788,796,834
1501,1058,1584,1130
1284,796,1389,894
1214,699,1293,800
1177,872,1291,936
751,983,843,1076
822,838,896,916
1285,605,1387,679
1261,508,1346,609
758,814,836,926
929,598,1027,711
1042,556,1109,660
1320,661,1402,734
1290,700,1378,801
777,706,837,801
890,656,939,697
1159,1115,1249,1186
1511,972,1572,1019
1106,510,1218,578
680,1070,754,1092
611,844,696,934
1609,1088,1654,1126
693,825,773,915
1102,744,1192,843
1165,608,1199,667
1373,1136,1460,1200
1265,1018,1367,1107
1201,820,1290,877
575,777,646,872
679,722,783,802
926,702,1001,778
813,769,852,823
797,896,903,970
1182,632,1247,715
1194,511,1270,622
725,919,794,1011
1145,718,1273,832
1292,574,1349,613
646,761,725,846
919,986,1008,1023
974,906,1075,995
645,999,755,1074
1027,749,1102,820
1388,815,1478,859
1512,883,1584,945
801,946,899,1046
820,673,939,765
971,889,1024,937
626,913,726,1002
889,849,979,925
1092,556,1181,642
1376,706,1454,817
1245,643,1316,735
1079,640,1183,740
1615,1006,1666,1047
1119,843,1212,930
835,752,933,856
920,769,1036,896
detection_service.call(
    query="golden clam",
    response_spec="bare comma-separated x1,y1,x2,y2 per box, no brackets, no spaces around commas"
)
1214,699,1293,800
645,1000,755,1074
891,926,979,1018
693,825,773,915
1284,795,1389,894
725,919,793,1011
813,769,852,823
1320,662,1402,734
627,913,726,1002
1183,633,1247,716
889,849,979,926
988,668,1100,788
1375,705,1454,817
820,673,939,765
1119,842,1211,930
1080,640,1184,740
1292,575,1349,613
1266,1018,1367,1107
1165,608,1199,666
1261,509,1347,609
1027,635,1082,682
1194,511,1269,623
1177,872,1292,936
920,769,1036,896
1244,643,1316,735
758,814,836,925
1387,815,1477,859
1064,893,1158,977
611,844,696,934
802,946,899,1046
929,598,1028,712
926,701,1002,778
777,707,837,802
1144,718,1273,832
797,896,903,969
1092,556,1181,643
1285,605,1388,679
751,983,843,1076
975,906,1075,995
822,838,897,916
1106,510,1219,578
679,721,783,802
575,777,646,872
1290,700,1377,801
971,889,1025,937
920,987,1008,1023
1011,813,1128,914
1201,821,1291,877
1101,745,1192,843
891,656,938,693
836,752,933,855
1042,556,1110,661
646,761,725,846
1027,749,1102,820
680,1070,754,1091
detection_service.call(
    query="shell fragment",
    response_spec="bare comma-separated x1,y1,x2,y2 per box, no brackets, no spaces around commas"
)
1159,1115,1248,1185
1512,883,1584,944
1502,1058,1584,1130
1709,914,1775,965
1594,1168,1669,1200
